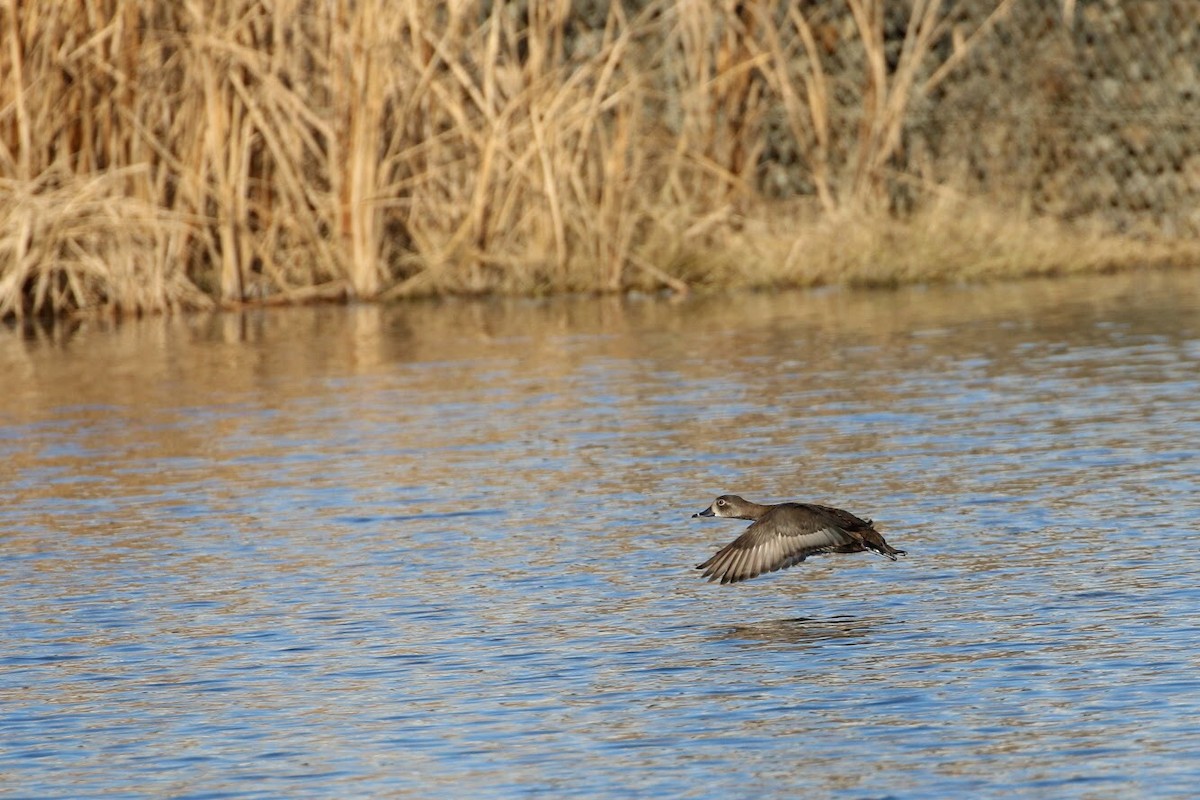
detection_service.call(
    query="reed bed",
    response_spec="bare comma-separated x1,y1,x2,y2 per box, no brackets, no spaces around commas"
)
1,0,1194,319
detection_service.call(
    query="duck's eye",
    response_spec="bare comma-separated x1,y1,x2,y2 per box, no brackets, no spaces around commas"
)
716,498,727,507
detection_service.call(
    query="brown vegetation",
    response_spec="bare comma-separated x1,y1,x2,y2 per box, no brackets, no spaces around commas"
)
1,1,1196,319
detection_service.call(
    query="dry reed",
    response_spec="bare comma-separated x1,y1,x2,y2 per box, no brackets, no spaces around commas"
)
0,0,1194,319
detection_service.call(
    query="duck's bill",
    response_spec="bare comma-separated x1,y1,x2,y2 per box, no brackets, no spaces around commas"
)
692,506,715,518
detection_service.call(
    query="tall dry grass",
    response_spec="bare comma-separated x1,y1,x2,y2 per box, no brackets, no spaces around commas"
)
0,1,1193,319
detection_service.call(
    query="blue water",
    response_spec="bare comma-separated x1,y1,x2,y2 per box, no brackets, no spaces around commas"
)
2,272,1199,797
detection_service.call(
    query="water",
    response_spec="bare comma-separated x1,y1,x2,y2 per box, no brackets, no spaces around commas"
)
2,271,1199,798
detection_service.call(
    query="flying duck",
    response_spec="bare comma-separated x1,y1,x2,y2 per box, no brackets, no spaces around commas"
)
693,494,906,584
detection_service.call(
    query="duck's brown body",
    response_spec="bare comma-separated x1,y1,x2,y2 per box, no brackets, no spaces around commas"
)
693,495,906,584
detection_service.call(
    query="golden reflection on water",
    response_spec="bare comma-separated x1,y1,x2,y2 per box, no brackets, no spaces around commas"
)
1,270,1196,559
4,268,1194,400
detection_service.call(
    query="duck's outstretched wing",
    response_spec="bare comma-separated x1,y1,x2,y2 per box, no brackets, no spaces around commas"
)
695,512,855,584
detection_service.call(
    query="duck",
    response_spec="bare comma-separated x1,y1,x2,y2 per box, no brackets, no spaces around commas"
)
693,494,906,584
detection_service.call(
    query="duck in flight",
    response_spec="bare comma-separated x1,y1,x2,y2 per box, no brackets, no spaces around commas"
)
693,494,906,584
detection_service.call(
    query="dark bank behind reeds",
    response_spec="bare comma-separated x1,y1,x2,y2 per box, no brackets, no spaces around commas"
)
2,0,1198,319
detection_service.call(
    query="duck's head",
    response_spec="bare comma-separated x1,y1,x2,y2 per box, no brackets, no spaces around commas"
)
693,494,751,519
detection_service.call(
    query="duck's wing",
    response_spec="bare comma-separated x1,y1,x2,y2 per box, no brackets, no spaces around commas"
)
695,510,856,584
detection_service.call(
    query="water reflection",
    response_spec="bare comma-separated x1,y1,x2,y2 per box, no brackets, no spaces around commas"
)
719,616,880,648
2,270,1199,798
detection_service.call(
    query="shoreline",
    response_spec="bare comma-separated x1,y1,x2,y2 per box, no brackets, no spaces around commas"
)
5,254,1197,329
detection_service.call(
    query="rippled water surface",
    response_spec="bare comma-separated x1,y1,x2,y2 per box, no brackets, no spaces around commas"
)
3,272,1200,798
